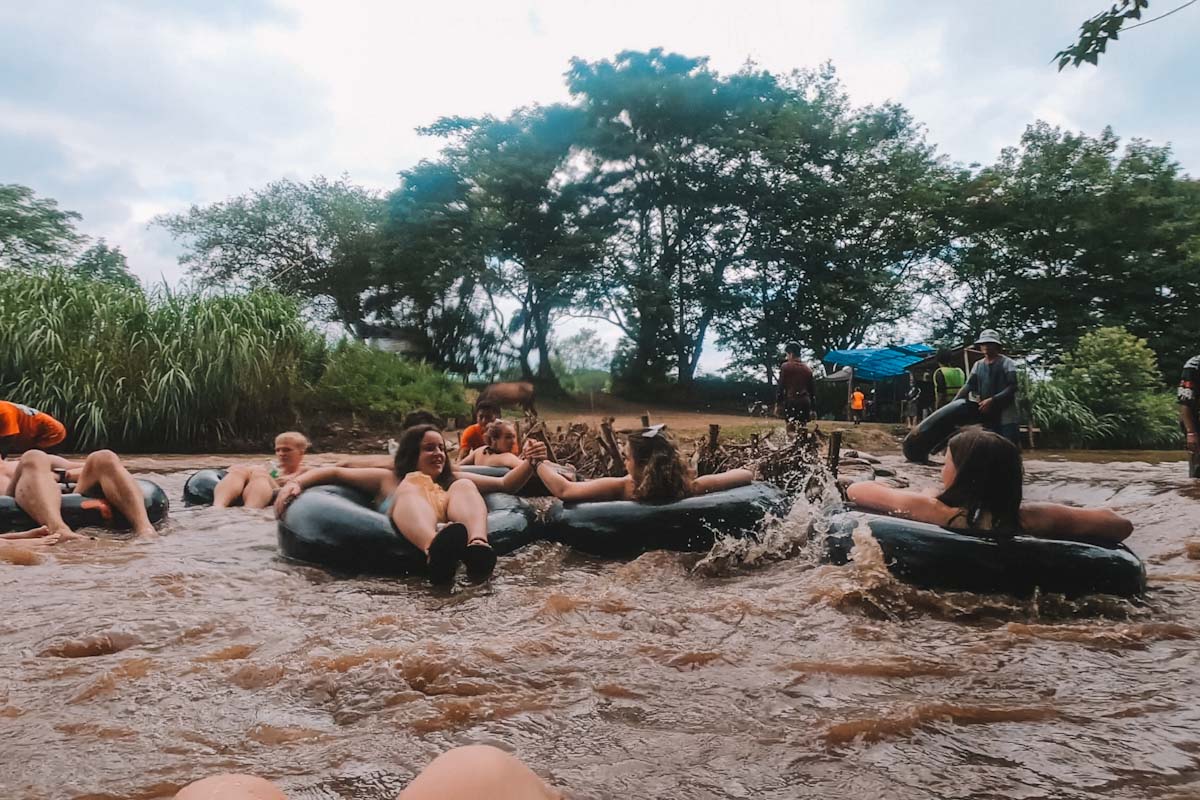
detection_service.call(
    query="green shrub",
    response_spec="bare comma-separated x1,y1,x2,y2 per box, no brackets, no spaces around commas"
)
313,341,467,421
0,269,324,450
1027,327,1182,449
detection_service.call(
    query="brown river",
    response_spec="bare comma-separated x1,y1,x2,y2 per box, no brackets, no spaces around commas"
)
2,452,1199,799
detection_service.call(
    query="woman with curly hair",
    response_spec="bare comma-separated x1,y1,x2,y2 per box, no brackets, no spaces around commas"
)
534,424,752,503
274,425,547,585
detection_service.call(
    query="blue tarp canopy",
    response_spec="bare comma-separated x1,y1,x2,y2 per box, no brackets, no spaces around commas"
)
822,343,934,382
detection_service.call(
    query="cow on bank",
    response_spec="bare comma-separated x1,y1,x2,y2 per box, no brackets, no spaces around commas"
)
477,381,537,416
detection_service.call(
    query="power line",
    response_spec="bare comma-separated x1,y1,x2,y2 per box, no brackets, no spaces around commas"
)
1123,0,1198,31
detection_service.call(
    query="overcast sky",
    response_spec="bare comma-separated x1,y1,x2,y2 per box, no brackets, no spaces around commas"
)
3,0,1197,369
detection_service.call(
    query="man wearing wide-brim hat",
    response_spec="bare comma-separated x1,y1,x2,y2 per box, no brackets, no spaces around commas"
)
954,329,1020,445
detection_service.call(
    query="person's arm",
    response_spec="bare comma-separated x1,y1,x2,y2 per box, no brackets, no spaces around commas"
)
536,461,629,502
1181,405,1198,452
846,481,954,526
454,440,547,494
954,364,977,401
274,467,392,517
337,455,392,468
692,468,753,496
1019,502,1132,544
934,370,945,394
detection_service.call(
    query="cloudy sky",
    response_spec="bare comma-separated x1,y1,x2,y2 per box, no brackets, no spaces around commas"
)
3,0,1197,366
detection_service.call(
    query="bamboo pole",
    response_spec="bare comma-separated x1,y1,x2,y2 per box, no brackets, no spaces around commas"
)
828,430,843,477
600,418,626,476
640,413,651,428
708,423,720,453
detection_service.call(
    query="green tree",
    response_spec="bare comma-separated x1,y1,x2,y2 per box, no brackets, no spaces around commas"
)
0,184,82,269
717,66,959,383
1058,326,1162,419
931,123,1200,372
72,240,139,289
567,49,766,388
421,105,601,388
155,176,383,336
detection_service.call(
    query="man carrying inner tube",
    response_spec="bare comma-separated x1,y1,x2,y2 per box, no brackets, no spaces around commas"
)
955,329,1020,446
1178,353,1200,477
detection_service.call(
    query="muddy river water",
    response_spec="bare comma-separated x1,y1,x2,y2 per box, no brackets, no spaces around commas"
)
2,453,1199,799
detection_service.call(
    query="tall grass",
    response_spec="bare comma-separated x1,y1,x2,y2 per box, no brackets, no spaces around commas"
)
0,270,325,450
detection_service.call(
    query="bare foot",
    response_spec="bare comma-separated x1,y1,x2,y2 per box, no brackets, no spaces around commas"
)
134,526,158,540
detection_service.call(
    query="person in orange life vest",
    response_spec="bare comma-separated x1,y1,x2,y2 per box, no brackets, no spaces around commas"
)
0,401,66,458
850,386,866,425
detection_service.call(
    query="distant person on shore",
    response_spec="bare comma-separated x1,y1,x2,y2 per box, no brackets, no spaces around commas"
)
933,350,966,409
849,387,865,425
904,384,920,428
3,449,157,541
212,432,311,508
775,342,816,433
0,401,66,459
847,428,1132,543
275,425,547,585
459,401,519,459
954,329,1020,445
535,424,751,503
1178,353,1200,477
175,744,562,800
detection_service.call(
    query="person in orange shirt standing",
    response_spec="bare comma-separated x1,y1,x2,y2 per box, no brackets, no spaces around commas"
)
850,386,866,426
0,401,66,458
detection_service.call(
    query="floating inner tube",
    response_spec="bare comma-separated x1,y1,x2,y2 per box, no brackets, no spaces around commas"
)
824,511,1146,598
0,479,169,533
183,468,281,506
276,486,537,576
543,482,789,558
183,468,227,506
902,399,980,463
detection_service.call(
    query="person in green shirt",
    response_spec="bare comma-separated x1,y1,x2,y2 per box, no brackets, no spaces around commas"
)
933,349,966,409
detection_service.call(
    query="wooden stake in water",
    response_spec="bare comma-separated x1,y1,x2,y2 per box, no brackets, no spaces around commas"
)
828,430,843,478
708,424,720,453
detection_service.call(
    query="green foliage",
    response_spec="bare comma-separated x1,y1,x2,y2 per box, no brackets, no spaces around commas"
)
0,184,82,269
1058,326,1162,420
0,269,324,450
1055,0,1149,70
313,341,468,421
155,176,384,335
931,124,1200,373
71,240,139,289
1025,327,1181,449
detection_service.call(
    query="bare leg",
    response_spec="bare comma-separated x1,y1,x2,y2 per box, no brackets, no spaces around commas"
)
212,467,251,508
74,450,155,538
446,479,488,545
400,745,561,800
241,469,277,508
388,484,439,553
11,450,76,539
175,773,287,800
0,526,51,540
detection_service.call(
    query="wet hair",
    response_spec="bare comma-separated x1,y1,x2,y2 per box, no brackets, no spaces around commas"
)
784,342,802,356
626,430,693,502
474,400,500,417
483,419,517,453
274,431,310,450
393,424,455,489
937,429,1022,531
936,349,954,367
